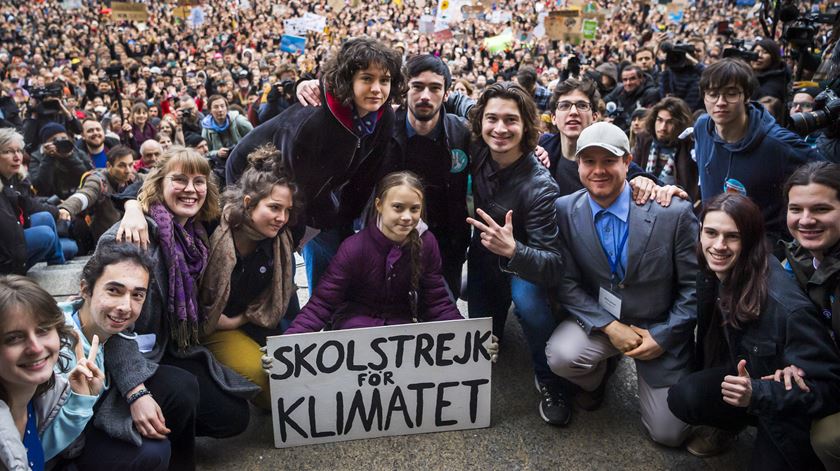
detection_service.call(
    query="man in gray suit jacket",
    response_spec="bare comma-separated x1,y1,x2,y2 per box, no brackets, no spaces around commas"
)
547,122,698,447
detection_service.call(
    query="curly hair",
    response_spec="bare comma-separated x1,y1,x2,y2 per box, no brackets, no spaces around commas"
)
0,275,76,402
321,37,405,108
138,146,221,222
221,144,302,230
469,82,539,155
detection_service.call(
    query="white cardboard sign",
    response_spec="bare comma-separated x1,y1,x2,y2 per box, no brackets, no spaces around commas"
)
267,318,493,448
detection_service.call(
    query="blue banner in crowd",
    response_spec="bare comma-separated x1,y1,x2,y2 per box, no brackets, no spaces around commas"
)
735,0,755,5
280,35,306,54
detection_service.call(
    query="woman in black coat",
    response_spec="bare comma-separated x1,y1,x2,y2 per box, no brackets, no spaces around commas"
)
751,39,790,103
667,193,840,470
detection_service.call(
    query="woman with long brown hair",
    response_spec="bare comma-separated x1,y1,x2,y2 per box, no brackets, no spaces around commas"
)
667,193,840,469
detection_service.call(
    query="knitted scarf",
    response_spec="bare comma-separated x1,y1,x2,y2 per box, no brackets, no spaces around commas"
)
200,207,296,333
149,202,208,349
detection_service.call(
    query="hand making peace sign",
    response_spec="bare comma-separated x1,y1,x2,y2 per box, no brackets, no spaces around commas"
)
68,333,105,397
467,208,517,259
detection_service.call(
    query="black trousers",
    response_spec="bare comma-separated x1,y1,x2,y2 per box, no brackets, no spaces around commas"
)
667,366,793,471
160,355,251,439
73,364,198,471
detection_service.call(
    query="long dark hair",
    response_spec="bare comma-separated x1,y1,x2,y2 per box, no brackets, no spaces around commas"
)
374,172,425,319
698,193,770,328
0,275,76,403
221,144,301,230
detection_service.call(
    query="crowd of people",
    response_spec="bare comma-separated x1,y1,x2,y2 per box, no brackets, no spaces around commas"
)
2,0,840,469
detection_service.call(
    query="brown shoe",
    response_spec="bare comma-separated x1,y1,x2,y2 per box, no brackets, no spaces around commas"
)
685,426,738,457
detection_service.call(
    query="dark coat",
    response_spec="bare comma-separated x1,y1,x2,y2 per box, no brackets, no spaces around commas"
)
285,224,462,333
632,132,699,201
226,86,394,230
0,174,58,275
387,108,471,275
28,147,93,200
753,64,790,103
119,121,157,153
661,64,704,111
695,263,840,469
785,240,840,343
470,145,563,285
603,74,661,130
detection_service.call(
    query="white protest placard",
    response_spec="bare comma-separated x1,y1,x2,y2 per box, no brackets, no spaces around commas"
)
267,318,493,448
284,18,308,37
302,12,327,32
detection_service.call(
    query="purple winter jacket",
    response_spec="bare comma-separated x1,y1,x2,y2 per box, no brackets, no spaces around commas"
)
285,224,463,334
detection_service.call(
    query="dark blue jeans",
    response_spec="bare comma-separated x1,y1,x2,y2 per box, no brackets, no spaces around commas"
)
467,238,563,389
302,226,352,294
24,211,70,268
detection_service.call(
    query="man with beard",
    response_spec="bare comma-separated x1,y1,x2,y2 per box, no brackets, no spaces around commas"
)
77,118,119,168
632,97,699,201
294,55,472,297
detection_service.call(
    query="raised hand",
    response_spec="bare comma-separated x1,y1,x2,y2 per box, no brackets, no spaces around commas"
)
466,209,516,259
68,334,105,397
721,359,753,407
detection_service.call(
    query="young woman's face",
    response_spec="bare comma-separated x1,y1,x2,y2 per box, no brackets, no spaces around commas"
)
787,183,840,260
81,261,149,339
246,184,293,239
375,184,423,244
700,210,743,280
351,64,391,117
162,165,208,225
131,108,148,126
0,309,60,392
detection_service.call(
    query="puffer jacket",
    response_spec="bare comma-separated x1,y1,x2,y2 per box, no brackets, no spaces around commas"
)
226,84,394,230
470,145,563,285
285,223,462,333
695,263,840,469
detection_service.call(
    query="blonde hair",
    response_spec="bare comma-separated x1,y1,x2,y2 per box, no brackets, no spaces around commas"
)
138,146,221,222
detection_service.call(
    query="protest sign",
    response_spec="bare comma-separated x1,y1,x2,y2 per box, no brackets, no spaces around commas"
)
188,7,205,27
284,18,308,36
582,18,598,40
545,10,581,42
484,30,514,54
61,0,83,10
111,2,148,22
302,12,327,32
279,35,306,54
419,14,436,33
267,318,493,448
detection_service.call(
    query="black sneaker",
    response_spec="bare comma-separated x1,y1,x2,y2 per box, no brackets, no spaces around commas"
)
538,382,571,426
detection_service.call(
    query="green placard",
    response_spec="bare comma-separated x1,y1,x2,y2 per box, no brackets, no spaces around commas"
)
582,18,597,40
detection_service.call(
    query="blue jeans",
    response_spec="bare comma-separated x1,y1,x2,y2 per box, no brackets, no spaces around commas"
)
24,211,65,268
302,226,352,294
468,238,562,389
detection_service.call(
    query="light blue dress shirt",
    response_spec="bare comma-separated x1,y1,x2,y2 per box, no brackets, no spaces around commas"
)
588,183,631,281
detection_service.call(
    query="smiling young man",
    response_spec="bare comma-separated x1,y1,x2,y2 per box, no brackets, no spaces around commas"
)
549,122,698,443
694,58,823,252
465,82,568,425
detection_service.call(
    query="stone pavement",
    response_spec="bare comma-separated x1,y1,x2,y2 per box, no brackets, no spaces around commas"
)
29,256,754,470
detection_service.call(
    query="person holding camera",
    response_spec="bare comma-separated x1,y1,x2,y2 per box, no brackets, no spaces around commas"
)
660,42,705,111
201,94,253,163
20,85,83,154
258,65,298,124
29,122,93,201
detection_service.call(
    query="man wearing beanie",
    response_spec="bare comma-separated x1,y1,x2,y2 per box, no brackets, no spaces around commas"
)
29,121,93,200
547,122,698,446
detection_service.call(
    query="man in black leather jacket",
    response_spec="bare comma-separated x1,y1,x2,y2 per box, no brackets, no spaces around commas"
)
465,82,569,426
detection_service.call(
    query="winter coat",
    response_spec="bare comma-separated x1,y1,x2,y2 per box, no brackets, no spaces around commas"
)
119,121,157,153
603,74,661,130
0,174,57,275
661,64,704,111
285,223,463,333
95,218,259,446
58,170,134,242
470,145,563,285
632,132,699,201
201,110,253,159
753,64,790,103
695,263,840,469
226,85,394,230
27,147,92,200
694,103,823,237
785,240,840,344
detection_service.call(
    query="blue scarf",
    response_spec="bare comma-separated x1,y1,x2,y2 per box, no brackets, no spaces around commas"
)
201,113,230,133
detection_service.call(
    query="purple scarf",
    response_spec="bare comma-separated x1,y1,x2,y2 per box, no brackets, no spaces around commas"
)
149,202,208,349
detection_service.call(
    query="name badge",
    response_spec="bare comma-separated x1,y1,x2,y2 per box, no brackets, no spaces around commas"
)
599,287,622,319
133,333,157,353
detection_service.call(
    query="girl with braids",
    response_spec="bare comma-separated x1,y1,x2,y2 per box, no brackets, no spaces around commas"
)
199,145,300,410
667,193,840,468
284,171,463,334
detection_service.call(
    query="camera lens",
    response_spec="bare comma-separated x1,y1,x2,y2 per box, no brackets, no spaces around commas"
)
791,110,829,135
53,139,75,154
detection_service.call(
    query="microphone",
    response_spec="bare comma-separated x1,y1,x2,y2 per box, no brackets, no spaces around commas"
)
606,102,617,114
